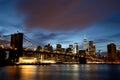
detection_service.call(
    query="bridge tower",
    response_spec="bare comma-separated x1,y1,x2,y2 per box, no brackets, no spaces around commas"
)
9,33,23,62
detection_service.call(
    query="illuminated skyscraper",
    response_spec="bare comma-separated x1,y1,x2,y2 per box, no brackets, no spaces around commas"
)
56,44,62,52
89,41,96,56
47,43,53,52
83,38,87,50
65,44,73,54
44,43,53,52
73,43,78,54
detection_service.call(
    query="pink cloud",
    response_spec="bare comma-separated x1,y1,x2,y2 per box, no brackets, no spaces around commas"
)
18,0,120,31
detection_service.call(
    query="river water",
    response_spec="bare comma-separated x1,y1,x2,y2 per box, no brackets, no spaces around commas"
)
0,64,120,80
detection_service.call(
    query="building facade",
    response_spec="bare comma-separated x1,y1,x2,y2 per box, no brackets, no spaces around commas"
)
73,43,78,54
89,41,96,57
107,43,117,61
83,38,87,50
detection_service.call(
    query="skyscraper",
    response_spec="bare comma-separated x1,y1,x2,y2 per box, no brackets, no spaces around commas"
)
89,41,96,56
44,43,53,52
73,43,78,54
83,38,87,50
107,43,117,61
56,44,62,52
69,44,73,53
69,44,73,49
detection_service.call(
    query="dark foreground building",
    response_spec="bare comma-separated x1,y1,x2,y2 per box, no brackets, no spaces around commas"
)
107,43,117,61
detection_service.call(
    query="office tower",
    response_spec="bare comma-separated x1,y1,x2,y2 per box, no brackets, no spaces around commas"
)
89,41,96,56
69,44,73,49
44,45,48,50
44,43,53,52
56,44,62,52
98,50,102,57
57,44,61,49
36,46,42,51
73,43,78,54
107,43,117,61
47,43,53,52
83,38,87,50
69,44,73,53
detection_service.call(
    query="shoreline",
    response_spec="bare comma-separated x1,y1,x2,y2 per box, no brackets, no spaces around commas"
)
1,62,120,66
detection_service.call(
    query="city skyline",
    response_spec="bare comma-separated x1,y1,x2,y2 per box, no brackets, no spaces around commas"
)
0,0,120,52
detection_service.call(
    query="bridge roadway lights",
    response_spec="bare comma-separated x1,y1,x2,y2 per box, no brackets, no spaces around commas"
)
79,57,87,64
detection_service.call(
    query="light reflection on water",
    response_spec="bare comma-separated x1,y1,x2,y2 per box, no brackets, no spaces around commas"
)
0,64,120,80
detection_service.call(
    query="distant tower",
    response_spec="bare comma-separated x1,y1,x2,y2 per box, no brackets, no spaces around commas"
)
83,35,87,50
107,43,117,61
73,43,78,54
98,50,102,57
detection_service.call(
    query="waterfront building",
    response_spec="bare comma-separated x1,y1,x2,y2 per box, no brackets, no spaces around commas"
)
73,43,78,54
107,43,117,61
56,44,62,52
47,43,53,52
79,50,86,57
69,44,73,49
88,41,96,57
83,37,87,50
66,48,72,54
44,43,53,52
68,44,73,54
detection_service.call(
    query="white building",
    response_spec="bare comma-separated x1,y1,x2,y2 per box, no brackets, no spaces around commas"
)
73,43,78,54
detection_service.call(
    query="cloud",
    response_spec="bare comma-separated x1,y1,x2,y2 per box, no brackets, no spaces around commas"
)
94,38,113,44
18,0,120,31
23,29,75,47
94,32,120,44
108,33,120,39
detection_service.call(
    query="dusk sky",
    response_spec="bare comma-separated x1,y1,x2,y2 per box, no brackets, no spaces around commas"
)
0,0,120,53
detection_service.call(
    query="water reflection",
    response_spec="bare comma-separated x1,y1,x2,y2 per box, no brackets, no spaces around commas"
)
0,64,120,80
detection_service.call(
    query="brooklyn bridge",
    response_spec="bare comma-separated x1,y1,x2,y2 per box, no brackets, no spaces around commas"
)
0,32,103,64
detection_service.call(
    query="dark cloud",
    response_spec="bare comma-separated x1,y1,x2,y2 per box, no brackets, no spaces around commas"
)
23,30,75,47
108,33,120,39
94,32,120,44
0,28,7,35
18,0,120,31
94,38,113,44
98,12,120,25
34,32,59,41
32,32,72,41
